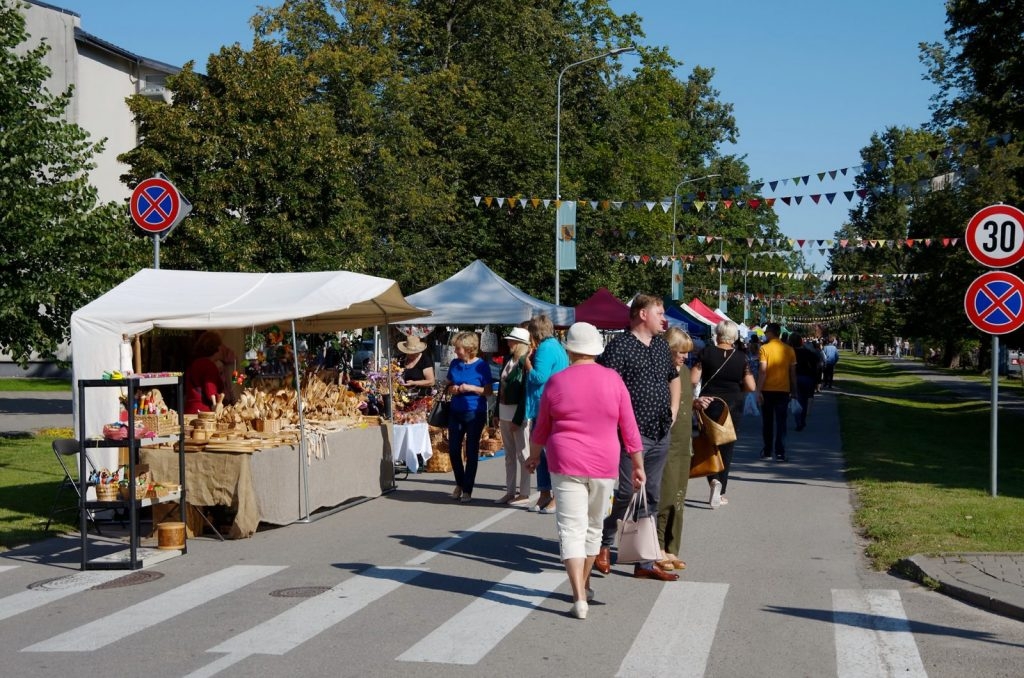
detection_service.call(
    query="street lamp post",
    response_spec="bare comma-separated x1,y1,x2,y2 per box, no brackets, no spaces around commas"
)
670,173,719,300
555,45,635,306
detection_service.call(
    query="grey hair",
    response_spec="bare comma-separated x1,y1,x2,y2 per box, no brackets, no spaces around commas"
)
715,320,739,345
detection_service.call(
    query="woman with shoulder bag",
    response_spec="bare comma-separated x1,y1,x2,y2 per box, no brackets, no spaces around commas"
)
445,331,493,503
691,320,756,509
494,327,532,505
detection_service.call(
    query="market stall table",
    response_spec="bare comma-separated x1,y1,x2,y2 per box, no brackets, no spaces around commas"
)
141,425,393,538
392,423,432,473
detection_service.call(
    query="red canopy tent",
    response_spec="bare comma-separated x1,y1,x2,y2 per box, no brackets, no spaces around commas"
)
574,288,630,330
682,297,731,325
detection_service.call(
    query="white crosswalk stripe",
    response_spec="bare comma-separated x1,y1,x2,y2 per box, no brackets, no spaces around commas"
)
832,589,928,678
0,570,125,623
22,565,285,653
397,570,566,665
616,581,729,678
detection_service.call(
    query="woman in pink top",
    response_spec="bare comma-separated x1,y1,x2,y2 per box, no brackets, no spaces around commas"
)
527,322,645,620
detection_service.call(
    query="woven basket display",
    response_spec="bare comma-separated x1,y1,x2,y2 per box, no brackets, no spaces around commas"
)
428,426,446,446
138,412,180,436
425,441,452,473
95,484,119,501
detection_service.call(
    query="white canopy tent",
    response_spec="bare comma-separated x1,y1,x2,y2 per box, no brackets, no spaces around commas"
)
70,268,428,520
403,260,575,326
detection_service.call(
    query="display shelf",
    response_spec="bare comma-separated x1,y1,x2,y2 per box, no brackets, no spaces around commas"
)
77,375,188,570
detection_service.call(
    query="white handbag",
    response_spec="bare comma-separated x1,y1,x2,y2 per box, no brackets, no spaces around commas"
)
615,491,661,563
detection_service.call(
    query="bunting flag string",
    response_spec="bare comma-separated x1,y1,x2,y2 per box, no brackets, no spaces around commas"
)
607,253,931,281
473,131,1014,213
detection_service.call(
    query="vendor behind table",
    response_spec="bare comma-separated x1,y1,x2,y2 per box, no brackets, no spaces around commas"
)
184,330,235,414
397,334,435,399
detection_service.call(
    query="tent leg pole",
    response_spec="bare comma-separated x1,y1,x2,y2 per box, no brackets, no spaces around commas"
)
291,320,312,522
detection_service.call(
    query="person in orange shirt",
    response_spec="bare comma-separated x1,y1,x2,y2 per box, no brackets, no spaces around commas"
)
756,323,797,462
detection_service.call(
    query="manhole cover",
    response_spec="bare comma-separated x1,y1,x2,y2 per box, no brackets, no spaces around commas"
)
269,586,331,598
91,570,164,589
27,571,130,591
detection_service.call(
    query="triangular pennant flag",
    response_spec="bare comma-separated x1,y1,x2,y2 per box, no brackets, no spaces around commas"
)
828,170,838,180
518,198,528,208
661,201,672,213
817,172,827,182
825,193,836,204
722,200,733,209
484,196,494,207
577,200,587,208
600,200,609,210
769,180,779,191
810,194,821,204
840,167,849,176
645,201,656,211
781,196,792,205
628,230,637,238
844,190,855,201
612,201,623,209
765,198,775,208
748,199,760,209
792,176,802,186
797,239,806,248
840,239,848,247
531,197,541,208
473,196,482,206
801,175,810,184
906,239,915,247
590,200,599,210
794,196,803,205
693,201,705,212
856,188,867,199
735,200,745,209
543,199,552,209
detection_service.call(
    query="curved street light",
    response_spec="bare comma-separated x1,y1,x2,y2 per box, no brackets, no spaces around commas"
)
670,173,720,300
554,45,636,306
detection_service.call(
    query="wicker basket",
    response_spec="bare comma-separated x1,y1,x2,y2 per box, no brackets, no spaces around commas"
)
95,484,119,501
425,441,452,473
428,426,447,446
479,439,503,455
138,412,180,436
254,418,281,433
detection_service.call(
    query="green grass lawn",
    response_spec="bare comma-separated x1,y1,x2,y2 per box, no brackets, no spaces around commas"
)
0,434,78,550
0,377,71,391
836,354,1024,572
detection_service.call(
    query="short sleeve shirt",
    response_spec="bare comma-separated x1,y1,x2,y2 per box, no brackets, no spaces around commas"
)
597,331,678,440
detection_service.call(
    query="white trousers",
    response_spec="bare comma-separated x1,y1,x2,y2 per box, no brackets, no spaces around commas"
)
551,473,615,561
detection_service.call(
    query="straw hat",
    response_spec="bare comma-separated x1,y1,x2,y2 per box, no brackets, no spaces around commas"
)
397,334,428,354
563,322,605,356
503,327,530,345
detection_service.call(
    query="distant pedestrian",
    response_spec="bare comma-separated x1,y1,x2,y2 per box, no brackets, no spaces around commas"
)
656,327,694,569
821,338,839,388
757,322,797,462
788,333,821,431
494,327,532,506
444,331,493,503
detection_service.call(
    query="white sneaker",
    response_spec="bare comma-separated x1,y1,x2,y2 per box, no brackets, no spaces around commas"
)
709,479,722,509
571,600,589,619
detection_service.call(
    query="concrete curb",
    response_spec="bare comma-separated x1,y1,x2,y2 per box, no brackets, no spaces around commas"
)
901,553,1024,623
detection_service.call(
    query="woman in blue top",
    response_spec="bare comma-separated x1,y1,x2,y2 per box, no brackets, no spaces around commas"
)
515,314,569,513
445,331,494,503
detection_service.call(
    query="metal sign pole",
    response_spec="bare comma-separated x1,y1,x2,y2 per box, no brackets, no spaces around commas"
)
154,234,160,269
991,334,999,497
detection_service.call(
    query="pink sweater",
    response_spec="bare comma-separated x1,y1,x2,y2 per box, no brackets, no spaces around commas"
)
530,362,643,479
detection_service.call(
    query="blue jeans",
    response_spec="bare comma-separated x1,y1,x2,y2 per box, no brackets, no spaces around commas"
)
535,449,552,492
448,407,487,494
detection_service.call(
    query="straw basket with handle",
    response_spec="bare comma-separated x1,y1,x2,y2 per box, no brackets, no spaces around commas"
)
425,439,452,473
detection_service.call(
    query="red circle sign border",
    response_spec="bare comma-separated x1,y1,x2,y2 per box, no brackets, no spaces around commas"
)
964,203,1024,268
963,270,1024,335
130,177,180,233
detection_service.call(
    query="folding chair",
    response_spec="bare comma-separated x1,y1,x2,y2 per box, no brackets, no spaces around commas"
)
44,438,102,534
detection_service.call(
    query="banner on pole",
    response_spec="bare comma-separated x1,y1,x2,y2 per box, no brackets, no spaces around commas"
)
557,201,577,270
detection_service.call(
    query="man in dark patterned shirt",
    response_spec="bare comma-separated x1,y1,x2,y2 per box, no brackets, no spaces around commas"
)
595,294,681,581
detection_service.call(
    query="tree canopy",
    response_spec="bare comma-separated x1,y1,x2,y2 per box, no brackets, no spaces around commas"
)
122,0,776,306
0,1,140,366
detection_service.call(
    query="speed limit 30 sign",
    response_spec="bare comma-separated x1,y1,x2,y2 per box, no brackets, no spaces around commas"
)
965,203,1024,268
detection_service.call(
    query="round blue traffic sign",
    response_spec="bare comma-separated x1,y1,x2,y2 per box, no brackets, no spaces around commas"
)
964,270,1024,335
130,177,180,233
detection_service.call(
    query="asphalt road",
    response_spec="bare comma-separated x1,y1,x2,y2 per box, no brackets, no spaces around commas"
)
2,389,1022,677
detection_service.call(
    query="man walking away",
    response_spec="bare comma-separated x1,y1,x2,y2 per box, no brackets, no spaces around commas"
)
757,323,796,462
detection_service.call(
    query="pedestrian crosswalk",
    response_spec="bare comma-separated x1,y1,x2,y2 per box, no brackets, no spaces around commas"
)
1,561,929,677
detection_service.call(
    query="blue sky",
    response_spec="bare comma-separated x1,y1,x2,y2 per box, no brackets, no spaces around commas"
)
47,0,950,271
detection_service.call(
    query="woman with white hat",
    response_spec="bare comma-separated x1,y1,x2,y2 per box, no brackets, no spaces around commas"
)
397,334,435,399
494,327,532,505
527,322,645,620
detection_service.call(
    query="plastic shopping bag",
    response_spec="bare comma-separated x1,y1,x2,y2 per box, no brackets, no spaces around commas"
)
744,391,760,416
